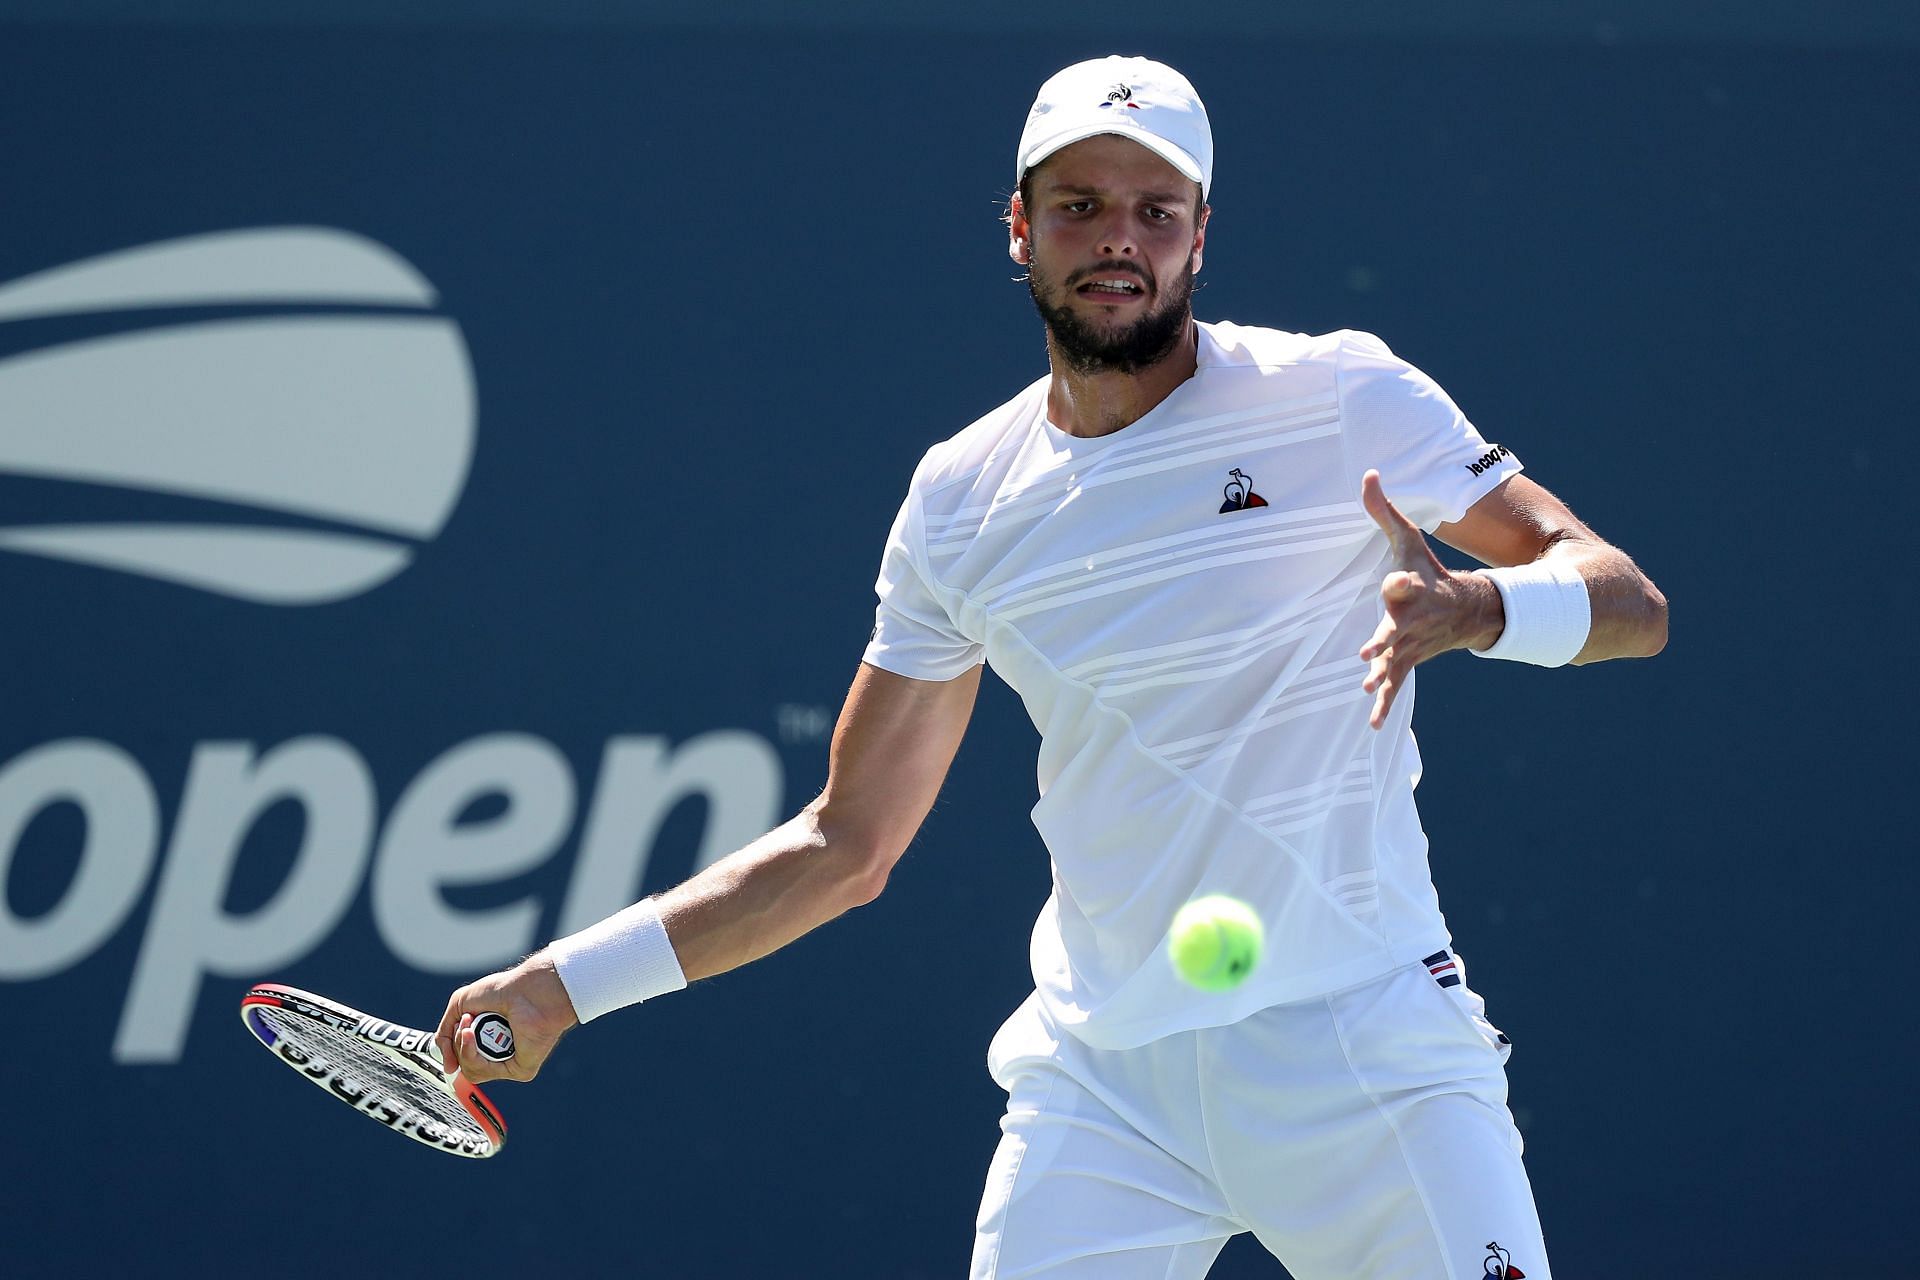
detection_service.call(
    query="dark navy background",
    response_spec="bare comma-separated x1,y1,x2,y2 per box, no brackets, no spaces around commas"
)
1,9,1914,1276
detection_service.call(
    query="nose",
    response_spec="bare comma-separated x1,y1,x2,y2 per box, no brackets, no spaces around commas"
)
1095,211,1138,258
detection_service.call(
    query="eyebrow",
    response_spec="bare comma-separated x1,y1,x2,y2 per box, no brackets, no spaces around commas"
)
1047,183,1191,206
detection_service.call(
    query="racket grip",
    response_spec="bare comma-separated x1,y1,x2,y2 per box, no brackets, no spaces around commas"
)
471,1012,516,1062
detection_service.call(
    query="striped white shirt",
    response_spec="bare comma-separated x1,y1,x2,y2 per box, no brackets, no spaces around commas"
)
863,323,1523,1048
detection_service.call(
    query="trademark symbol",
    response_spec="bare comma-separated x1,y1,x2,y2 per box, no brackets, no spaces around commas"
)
776,704,833,745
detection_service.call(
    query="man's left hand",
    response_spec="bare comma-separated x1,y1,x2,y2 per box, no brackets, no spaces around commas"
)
1357,470,1502,729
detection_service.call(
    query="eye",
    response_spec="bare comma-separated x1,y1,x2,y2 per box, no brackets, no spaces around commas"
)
1064,200,1094,214
1144,206,1174,222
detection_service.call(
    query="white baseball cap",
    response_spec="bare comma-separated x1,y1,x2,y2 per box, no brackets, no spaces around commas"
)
1016,56,1213,198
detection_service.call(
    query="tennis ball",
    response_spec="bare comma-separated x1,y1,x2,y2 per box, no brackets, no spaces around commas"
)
1167,895,1264,992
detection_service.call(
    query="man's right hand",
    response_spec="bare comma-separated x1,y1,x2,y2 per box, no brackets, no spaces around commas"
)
436,952,579,1083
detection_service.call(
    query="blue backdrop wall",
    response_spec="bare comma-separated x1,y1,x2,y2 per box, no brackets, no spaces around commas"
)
1,8,1914,1276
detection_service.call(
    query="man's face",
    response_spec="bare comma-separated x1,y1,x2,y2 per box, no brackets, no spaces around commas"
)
1014,134,1209,376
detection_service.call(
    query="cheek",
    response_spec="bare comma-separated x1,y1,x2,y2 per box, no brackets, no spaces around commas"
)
1030,235,1077,281
1038,216,1103,253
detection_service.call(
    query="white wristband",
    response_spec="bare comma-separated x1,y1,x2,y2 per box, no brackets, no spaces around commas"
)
547,899,688,1024
1469,561,1592,667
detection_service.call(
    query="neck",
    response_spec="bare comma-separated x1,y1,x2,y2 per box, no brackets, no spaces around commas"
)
1045,318,1201,439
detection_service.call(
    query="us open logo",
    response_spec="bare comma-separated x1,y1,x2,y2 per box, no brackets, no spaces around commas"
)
0,227,476,604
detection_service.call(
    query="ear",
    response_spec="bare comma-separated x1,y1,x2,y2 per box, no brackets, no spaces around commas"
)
1008,190,1032,265
1190,202,1211,276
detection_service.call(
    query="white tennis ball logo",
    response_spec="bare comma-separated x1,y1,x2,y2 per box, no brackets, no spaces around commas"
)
0,227,475,604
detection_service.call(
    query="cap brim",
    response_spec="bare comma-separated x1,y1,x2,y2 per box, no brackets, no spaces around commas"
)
1020,122,1205,190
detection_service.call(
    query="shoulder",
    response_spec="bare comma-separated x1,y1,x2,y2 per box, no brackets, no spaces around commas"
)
1326,327,1421,377
1199,319,1321,369
1324,329,1461,414
1196,323,1471,449
1179,322,1361,415
909,373,1048,497
1198,321,1404,368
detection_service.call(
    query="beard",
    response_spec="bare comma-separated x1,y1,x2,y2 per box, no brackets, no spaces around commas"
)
1027,252,1196,376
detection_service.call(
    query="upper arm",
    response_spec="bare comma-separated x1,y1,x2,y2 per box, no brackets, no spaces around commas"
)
812,661,982,870
1433,474,1598,568
1336,329,1522,533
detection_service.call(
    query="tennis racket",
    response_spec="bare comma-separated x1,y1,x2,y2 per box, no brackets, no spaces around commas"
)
239,983,513,1159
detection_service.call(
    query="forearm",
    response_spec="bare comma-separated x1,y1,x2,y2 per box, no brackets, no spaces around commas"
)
435,809,883,1074
1453,537,1666,666
649,801,887,983
1534,536,1668,664
1366,471,1667,726
442,664,973,1079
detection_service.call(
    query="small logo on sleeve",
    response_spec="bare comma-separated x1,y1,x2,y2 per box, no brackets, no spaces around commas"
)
1218,468,1269,514
1482,1241,1527,1278
1464,445,1512,477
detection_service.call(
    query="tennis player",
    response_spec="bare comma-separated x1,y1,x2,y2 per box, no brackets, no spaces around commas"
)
439,56,1667,1280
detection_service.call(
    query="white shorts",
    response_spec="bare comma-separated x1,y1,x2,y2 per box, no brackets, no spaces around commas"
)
970,953,1550,1280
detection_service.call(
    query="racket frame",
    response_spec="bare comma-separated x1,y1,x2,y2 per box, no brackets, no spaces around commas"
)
239,983,508,1158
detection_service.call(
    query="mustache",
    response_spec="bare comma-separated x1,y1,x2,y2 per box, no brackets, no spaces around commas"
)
1066,263,1153,289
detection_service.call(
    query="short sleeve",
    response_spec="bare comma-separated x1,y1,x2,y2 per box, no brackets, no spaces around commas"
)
1336,330,1523,532
861,481,985,681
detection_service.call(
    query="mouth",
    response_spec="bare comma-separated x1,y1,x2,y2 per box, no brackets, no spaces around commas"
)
1074,274,1148,302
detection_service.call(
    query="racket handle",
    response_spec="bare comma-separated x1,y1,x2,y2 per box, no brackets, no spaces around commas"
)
471,1012,516,1063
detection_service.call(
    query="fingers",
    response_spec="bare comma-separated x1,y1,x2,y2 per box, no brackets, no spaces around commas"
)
1359,595,1418,726
453,1013,497,1082
1361,627,1411,726
435,991,465,1073
450,1012,515,1084
438,986,506,1081
1362,650,1389,695
1360,572,1425,668
1359,612,1394,665
1378,569,1424,608
452,1013,479,1076
1357,469,1458,730
1361,636,1410,701
1360,469,1418,547
1362,471,1448,583
436,957,574,1085
1368,671,1399,729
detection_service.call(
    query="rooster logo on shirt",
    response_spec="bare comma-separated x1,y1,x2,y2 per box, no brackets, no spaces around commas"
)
1219,468,1269,514
1482,1242,1526,1278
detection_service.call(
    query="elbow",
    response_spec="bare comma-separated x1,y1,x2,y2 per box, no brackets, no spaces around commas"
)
1636,578,1669,657
844,857,894,908
835,839,902,910
810,799,906,910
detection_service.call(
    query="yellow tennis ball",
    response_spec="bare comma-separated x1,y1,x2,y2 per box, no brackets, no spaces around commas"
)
1167,895,1264,992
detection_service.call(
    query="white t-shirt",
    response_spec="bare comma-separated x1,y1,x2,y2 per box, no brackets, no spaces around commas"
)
862,323,1524,1049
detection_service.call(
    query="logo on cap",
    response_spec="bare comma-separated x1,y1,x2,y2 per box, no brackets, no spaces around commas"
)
1100,84,1141,110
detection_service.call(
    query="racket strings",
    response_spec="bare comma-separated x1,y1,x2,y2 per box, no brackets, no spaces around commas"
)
253,1004,483,1141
